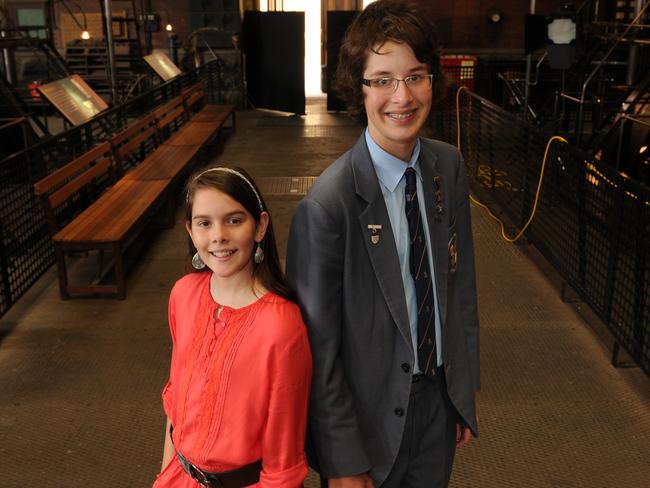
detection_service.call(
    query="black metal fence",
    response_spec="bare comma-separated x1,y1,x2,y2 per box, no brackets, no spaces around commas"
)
0,60,223,317
434,88,649,377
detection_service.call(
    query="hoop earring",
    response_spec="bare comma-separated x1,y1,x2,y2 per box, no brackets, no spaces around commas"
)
254,243,264,264
192,252,206,270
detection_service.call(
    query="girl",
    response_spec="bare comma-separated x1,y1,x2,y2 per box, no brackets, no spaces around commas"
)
153,167,312,488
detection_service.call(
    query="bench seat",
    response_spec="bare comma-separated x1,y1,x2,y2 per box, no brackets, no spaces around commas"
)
191,104,235,126
165,121,221,147
123,145,202,181
53,179,170,243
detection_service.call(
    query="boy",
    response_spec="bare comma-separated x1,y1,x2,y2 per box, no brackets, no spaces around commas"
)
287,1,479,487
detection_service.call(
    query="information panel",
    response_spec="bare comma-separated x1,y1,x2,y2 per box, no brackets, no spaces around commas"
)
144,52,182,81
38,75,109,126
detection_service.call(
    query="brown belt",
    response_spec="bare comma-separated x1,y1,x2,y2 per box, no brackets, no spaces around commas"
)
176,449,262,488
170,424,261,487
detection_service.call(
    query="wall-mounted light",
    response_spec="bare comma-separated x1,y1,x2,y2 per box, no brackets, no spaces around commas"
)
60,0,90,40
161,8,173,33
487,8,503,25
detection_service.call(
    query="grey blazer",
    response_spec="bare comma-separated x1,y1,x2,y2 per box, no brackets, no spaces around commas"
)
286,134,480,485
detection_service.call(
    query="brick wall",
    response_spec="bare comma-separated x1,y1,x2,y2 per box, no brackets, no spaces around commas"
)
414,0,560,51
48,0,566,53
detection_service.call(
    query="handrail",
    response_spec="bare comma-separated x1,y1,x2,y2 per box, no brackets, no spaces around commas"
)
0,59,220,168
576,0,595,15
576,0,650,143
621,114,650,128
592,21,650,29
0,117,27,132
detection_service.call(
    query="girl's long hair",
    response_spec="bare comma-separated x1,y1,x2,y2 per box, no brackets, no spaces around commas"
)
185,166,295,302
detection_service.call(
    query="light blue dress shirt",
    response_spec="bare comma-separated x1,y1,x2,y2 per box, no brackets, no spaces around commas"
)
365,129,443,371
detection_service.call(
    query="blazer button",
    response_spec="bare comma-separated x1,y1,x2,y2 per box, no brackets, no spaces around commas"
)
394,407,404,417
401,363,410,373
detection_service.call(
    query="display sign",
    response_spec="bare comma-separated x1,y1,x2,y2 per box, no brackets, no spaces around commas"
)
144,52,182,81
38,75,109,126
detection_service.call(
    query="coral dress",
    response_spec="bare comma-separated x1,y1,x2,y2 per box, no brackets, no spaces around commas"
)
153,272,312,487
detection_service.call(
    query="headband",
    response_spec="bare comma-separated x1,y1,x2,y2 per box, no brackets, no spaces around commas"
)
192,167,264,212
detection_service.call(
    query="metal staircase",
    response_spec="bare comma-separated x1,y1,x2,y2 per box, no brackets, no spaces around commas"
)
510,0,650,182
0,17,71,138
63,0,146,101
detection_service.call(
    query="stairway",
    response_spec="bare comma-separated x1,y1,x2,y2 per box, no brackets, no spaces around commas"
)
63,0,146,100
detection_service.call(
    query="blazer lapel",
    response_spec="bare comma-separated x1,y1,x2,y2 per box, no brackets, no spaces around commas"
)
419,145,449,326
351,136,413,349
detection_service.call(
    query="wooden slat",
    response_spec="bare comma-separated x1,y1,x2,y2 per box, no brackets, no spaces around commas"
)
110,113,156,148
48,157,112,208
153,96,184,120
192,104,235,124
53,179,170,243
34,142,112,195
157,105,187,130
116,125,158,160
186,91,204,109
124,145,201,181
165,122,217,147
181,83,202,98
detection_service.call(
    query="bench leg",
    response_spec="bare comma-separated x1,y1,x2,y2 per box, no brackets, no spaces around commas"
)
113,242,126,300
55,245,70,300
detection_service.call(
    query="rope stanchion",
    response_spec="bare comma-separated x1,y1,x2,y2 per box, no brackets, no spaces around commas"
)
455,86,568,243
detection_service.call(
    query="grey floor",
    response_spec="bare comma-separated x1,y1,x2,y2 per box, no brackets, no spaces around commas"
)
1,99,649,487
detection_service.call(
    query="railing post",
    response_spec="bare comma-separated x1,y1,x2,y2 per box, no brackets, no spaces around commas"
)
523,0,536,121
632,189,647,364
577,159,587,288
208,60,215,104
0,223,12,315
519,124,534,235
615,117,626,170
604,179,625,325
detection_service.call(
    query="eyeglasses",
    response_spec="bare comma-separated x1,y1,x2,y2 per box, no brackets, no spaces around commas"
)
361,74,434,92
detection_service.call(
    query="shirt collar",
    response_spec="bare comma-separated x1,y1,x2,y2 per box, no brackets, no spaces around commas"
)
365,128,421,193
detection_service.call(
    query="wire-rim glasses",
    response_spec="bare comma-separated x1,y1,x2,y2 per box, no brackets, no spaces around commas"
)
361,74,434,92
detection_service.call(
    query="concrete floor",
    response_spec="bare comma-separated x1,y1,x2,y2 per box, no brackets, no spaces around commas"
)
1,98,649,487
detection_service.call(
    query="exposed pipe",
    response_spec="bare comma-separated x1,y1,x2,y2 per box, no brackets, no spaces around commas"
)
523,0,536,121
102,0,118,103
626,0,645,85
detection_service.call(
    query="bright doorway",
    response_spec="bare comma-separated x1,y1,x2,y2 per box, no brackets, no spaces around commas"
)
260,0,322,96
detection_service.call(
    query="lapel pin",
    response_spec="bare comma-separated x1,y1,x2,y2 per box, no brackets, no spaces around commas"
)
367,224,382,245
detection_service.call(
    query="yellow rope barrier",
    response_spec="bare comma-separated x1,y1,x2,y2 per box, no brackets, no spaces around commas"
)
455,86,568,243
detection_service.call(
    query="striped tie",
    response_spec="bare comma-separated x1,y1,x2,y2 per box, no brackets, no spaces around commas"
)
404,168,437,378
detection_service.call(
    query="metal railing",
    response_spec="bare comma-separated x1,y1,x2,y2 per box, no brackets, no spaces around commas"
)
0,60,223,317
435,88,649,376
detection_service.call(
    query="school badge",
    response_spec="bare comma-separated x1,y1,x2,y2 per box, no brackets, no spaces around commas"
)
368,224,382,245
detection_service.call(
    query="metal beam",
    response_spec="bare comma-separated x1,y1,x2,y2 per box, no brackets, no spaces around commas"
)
102,0,118,103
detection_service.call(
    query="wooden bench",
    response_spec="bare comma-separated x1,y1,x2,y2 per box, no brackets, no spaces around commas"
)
34,140,170,299
110,113,159,177
183,83,236,130
118,98,202,183
154,95,188,142
34,88,237,299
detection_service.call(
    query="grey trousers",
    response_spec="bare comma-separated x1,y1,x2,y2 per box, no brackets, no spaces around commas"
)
380,372,458,488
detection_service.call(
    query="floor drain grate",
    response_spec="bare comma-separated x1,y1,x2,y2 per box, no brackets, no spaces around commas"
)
258,176,318,196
